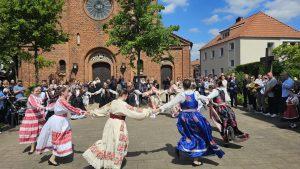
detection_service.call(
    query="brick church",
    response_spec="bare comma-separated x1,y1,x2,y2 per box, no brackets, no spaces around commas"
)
19,0,192,86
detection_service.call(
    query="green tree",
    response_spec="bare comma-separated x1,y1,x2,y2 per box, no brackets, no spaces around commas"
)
0,0,68,83
103,0,180,86
273,44,300,78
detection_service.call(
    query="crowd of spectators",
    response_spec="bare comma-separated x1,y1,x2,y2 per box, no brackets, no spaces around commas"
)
1,71,299,131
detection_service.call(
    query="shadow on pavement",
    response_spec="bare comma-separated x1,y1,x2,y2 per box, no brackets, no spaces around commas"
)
213,137,243,149
236,107,300,134
127,143,219,166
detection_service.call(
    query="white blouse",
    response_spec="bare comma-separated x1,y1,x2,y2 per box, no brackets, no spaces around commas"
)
159,90,208,112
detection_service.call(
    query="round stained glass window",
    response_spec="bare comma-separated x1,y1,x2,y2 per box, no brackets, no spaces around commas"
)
85,0,112,20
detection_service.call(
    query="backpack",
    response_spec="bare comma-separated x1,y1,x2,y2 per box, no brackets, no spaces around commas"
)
217,89,226,102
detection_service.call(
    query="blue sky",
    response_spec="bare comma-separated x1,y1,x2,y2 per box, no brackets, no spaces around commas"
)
158,0,300,61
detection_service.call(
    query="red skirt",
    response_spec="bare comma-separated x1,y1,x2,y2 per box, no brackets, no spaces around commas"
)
19,109,45,144
283,104,299,120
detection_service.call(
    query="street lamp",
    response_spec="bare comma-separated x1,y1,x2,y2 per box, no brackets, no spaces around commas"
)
72,63,79,75
120,62,126,74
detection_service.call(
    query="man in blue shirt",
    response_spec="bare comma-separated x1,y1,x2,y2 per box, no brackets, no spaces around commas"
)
13,80,25,100
280,72,294,114
0,88,8,124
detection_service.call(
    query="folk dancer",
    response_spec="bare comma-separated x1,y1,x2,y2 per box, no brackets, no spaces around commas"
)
207,81,249,146
19,86,46,154
83,89,153,169
156,79,225,166
36,86,87,166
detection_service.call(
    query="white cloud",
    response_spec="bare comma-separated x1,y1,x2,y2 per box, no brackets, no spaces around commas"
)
264,0,300,21
209,28,220,37
188,28,200,33
203,14,220,25
223,15,234,20
191,42,205,60
214,0,265,16
162,0,189,14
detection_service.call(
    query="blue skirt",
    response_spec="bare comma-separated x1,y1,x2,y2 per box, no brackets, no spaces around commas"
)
176,111,225,158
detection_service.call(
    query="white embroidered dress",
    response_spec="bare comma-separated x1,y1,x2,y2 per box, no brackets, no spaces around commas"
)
36,98,84,157
83,99,151,169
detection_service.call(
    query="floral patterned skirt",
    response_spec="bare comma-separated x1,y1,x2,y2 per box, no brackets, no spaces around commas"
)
177,111,225,158
83,118,128,169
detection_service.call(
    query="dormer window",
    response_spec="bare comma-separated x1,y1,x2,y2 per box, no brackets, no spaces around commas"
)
222,31,230,39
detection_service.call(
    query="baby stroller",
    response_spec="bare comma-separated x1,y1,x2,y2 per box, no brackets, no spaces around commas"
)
208,100,249,145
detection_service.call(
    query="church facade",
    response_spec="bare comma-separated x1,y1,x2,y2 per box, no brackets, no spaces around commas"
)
19,0,192,85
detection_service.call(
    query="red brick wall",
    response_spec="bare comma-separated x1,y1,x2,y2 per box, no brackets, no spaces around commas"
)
19,0,191,87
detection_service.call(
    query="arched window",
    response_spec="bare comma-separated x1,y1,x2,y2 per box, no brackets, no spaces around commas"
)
76,33,80,45
59,60,66,73
137,59,144,74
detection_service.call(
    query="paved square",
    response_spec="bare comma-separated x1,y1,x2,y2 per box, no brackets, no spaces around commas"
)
0,107,300,169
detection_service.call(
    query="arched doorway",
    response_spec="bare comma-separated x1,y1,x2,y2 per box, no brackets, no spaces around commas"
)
92,62,111,82
161,65,173,87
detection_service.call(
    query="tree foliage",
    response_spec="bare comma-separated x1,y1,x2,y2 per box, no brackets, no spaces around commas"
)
103,0,180,84
0,0,68,82
273,44,300,78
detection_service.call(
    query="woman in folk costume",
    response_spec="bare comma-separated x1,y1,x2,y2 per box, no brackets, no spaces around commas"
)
36,86,87,166
165,81,183,118
83,89,153,169
207,80,249,146
283,91,299,128
143,81,163,109
156,79,225,166
19,86,46,154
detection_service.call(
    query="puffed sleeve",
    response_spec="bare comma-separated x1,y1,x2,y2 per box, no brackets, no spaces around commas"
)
159,93,185,112
119,102,151,120
90,102,111,117
28,95,44,110
206,89,219,99
60,99,83,115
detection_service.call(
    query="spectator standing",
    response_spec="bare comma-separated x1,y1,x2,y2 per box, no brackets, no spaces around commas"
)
247,76,258,112
280,72,294,115
264,72,279,117
0,89,8,124
242,74,250,108
255,75,264,113
220,75,228,89
0,80,3,92
13,80,25,100
228,75,238,107
9,80,15,94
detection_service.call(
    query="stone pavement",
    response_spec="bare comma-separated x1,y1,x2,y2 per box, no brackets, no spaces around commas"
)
1,107,300,169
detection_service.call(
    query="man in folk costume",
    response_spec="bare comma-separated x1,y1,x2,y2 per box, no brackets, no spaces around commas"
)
36,86,87,166
19,86,46,155
83,89,153,169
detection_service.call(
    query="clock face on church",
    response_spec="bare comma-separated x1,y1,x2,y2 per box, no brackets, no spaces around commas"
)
85,0,113,20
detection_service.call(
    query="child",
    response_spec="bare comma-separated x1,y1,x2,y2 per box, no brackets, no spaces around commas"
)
283,91,299,128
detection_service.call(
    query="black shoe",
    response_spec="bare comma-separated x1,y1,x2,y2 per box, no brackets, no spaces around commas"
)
48,160,59,166
175,149,180,159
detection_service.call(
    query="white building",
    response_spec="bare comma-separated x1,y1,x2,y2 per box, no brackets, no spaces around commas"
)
200,12,300,76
